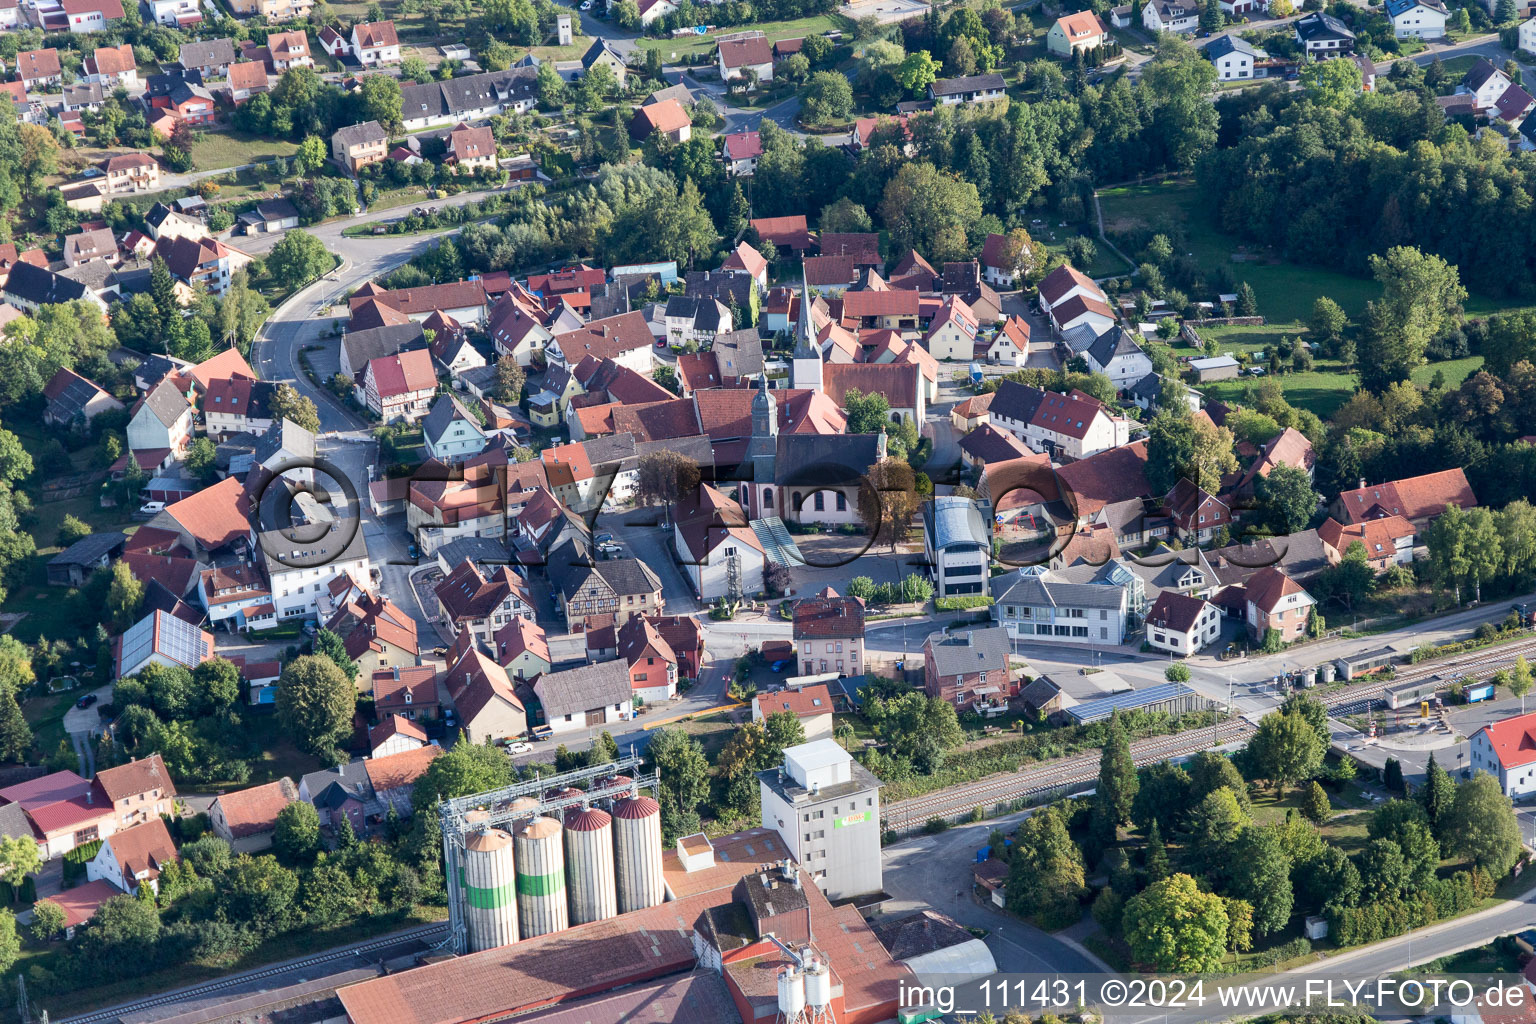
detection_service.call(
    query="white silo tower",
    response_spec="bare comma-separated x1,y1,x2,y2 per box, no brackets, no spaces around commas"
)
461,824,519,952
777,963,807,1024
564,806,618,925
804,956,834,1024
611,795,664,913
514,815,569,938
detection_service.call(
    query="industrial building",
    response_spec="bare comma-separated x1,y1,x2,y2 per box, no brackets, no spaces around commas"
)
337,826,910,1024
757,739,884,901
1061,680,1210,725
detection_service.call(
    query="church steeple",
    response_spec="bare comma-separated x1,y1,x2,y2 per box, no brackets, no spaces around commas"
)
792,264,823,393
751,373,777,440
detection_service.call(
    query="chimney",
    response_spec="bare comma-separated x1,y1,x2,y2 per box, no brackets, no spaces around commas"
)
1359,478,1366,490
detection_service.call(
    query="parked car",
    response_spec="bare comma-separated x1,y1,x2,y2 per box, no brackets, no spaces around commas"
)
76,694,98,709
506,741,533,754
135,501,165,519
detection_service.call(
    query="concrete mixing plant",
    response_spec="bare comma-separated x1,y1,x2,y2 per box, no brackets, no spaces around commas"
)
440,755,661,955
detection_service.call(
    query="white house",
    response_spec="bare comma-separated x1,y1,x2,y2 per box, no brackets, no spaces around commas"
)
1143,0,1197,33
147,0,201,27
929,73,1007,105
127,379,194,455
421,394,487,463
1294,12,1356,55
1204,35,1268,81
1521,16,1536,55
923,296,980,361
1470,711,1536,798
62,0,122,33
85,818,178,896
985,317,1032,366
1143,591,1221,656
1083,327,1155,389
1385,0,1447,38
1466,59,1514,112
673,484,767,601
351,20,401,64
718,35,773,85
924,497,991,599
993,568,1130,646
988,380,1130,460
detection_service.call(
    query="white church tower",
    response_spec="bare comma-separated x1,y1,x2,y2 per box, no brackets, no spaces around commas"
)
791,273,823,394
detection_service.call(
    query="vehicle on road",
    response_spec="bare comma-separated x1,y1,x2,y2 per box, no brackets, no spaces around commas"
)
531,724,554,741
595,533,614,545
505,741,534,754
598,543,623,559
76,694,98,709
135,501,165,519
407,543,419,558
433,646,447,656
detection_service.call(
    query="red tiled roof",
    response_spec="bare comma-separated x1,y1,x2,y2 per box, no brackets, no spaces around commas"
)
494,616,549,667
227,61,267,91
553,312,653,362
841,288,919,318
16,49,62,80
91,43,135,75
1051,292,1117,325
1479,710,1536,770
1145,590,1210,634
752,683,832,719
1245,566,1307,615
165,476,250,551
372,665,439,713
1037,263,1104,306
40,880,118,930
719,35,772,68
792,592,865,639
750,215,814,249
959,424,1033,465
1056,9,1105,39
369,348,436,398
353,19,398,47
722,240,767,279
723,131,762,161
633,98,690,136
1317,515,1415,557
104,817,177,881
214,777,298,839
1335,468,1476,524
822,361,918,410
94,753,175,804
1056,439,1151,518
365,743,441,792
369,713,429,750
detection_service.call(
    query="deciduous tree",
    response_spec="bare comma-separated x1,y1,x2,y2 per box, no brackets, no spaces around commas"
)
1123,873,1228,972
276,655,354,760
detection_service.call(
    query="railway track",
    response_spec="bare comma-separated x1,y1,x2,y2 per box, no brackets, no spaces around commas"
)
57,923,448,1024
884,718,1256,827
1322,636,1536,714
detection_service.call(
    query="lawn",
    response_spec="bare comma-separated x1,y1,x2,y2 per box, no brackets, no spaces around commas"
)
634,13,854,59
189,131,300,173
676,710,739,762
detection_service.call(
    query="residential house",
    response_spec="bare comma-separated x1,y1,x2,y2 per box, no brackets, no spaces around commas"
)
265,30,313,71
751,683,834,739
332,121,389,175
924,627,1013,710
126,379,194,455
1295,12,1355,55
1496,83,1535,123
951,392,994,432
578,39,628,87
548,540,665,625
1083,327,1154,389
1143,590,1221,655
822,361,924,428
750,214,816,253
1164,478,1230,545
1331,468,1476,528
532,659,631,735
226,0,314,17
925,496,992,598
1,772,115,859
144,201,209,243
1143,0,1197,32
663,295,730,346
1386,0,1447,37
152,234,253,297
179,39,235,76
672,483,767,602
209,778,299,853
154,79,216,125
1244,566,1315,643
421,394,487,463
61,0,124,33
362,348,436,422
494,616,551,681
723,130,762,175
364,745,441,817
617,614,678,704
988,381,1130,459
1203,35,1268,80
83,44,137,88
722,241,769,291
1046,11,1108,56
1037,263,1111,327
548,311,656,373
15,50,63,90
369,715,428,758
929,73,1006,105
959,424,1034,470
445,647,527,744
145,475,253,561
351,20,400,64
227,61,269,104
0,0,18,29
1521,15,1536,54
37,882,118,938
326,591,420,681
985,317,1032,366
351,280,489,327
718,35,774,85
1469,710,1536,797
103,153,160,194
841,288,920,331
199,563,275,630
924,295,981,361
202,376,278,439
792,588,865,677
85,818,177,896
1318,515,1416,572
979,233,1023,289
631,99,692,143
298,761,373,830
994,567,1131,646
487,292,554,366
372,665,440,722
399,66,539,131
435,559,533,646
43,367,122,429
446,122,496,171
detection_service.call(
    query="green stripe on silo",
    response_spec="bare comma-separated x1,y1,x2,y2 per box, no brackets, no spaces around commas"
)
516,868,565,896
459,868,517,909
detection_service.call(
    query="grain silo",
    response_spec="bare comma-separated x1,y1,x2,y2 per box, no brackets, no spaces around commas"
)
612,795,664,913
563,807,617,925
514,815,568,938
461,821,518,952
595,776,633,809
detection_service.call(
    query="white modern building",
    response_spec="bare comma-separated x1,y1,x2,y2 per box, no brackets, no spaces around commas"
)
1471,711,1536,798
993,567,1130,646
757,739,883,900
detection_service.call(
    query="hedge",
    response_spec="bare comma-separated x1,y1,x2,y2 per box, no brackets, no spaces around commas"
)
936,596,995,612
62,839,103,886
1410,624,1528,663
1247,936,1311,969
1326,870,1487,946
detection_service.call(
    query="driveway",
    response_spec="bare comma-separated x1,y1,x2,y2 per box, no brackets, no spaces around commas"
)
63,684,111,778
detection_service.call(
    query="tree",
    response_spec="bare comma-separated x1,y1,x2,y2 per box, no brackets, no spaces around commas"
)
1256,463,1320,536
1302,780,1331,824
1318,540,1377,612
106,559,144,630
1384,756,1404,793
1498,0,1517,22
1298,844,1361,916
184,437,218,483
1369,799,1440,888
56,513,91,546
411,740,514,812
0,834,40,888
1512,655,1534,713
294,135,328,174
1228,826,1293,936
1420,752,1456,840
819,196,872,235
1224,897,1253,958
1165,663,1191,683
359,73,403,132
801,72,854,126
218,854,300,936
858,458,921,552
763,710,806,754
635,450,702,516
898,50,941,96
1309,296,1348,350
0,688,29,764
1246,709,1325,791
1200,0,1224,32
313,628,359,683
1184,787,1247,876
1299,56,1362,110
276,655,354,760
589,730,620,766
1145,409,1239,495
1005,806,1085,929
878,161,983,264
1145,820,1171,882
1132,761,1192,833
192,658,241,715
865,691,963,773
1123,873,1228,973
266,230,334,289
268,382,321,433
1359,247,1466,393
30,898,65,941
1446,772,1523,876
1092,711,1139,843
648,728,711,842
274,801,322,865
495,355,525,405
1358,837,1409,900
1187,750,1251,811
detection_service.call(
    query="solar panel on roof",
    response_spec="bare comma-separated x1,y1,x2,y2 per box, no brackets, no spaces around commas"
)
1065,682,1198,724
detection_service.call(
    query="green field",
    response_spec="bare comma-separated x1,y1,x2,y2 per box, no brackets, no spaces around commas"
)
190,132,300,173
634,13,853,59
